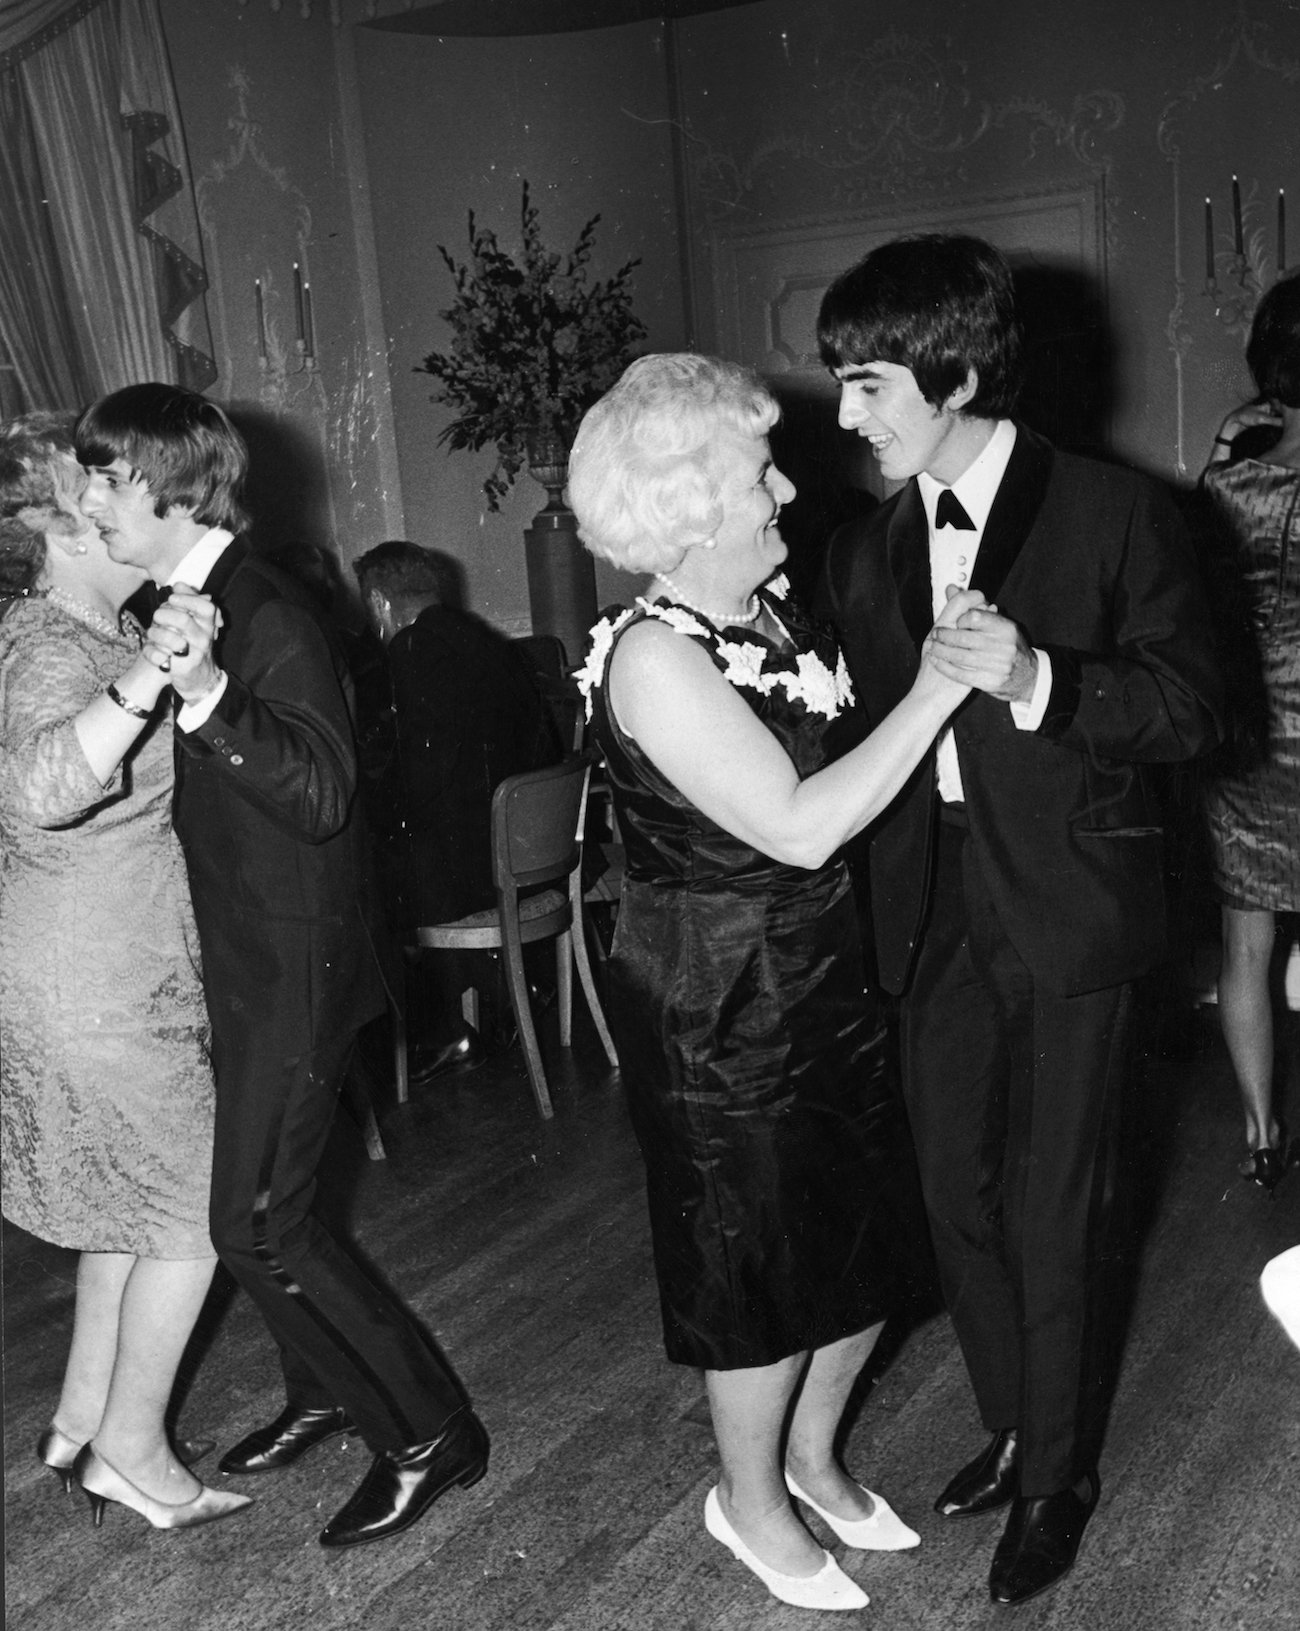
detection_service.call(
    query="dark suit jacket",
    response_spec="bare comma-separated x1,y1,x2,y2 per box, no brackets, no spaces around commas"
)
365,605,559,926
819,424,1224,998
172,538,384,1053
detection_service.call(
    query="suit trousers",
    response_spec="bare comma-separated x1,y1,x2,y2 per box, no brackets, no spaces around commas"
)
899,816,1132,1494
208,1025,466,1452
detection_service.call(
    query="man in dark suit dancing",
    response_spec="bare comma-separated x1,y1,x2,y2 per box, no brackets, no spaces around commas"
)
815,237,1222,1604
76,384,488,1548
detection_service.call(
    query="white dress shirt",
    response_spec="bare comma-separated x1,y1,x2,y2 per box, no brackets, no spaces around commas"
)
916,422,1052,803
165,527,233,731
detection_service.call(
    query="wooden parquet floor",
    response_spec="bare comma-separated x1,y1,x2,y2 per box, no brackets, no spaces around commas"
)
4,1003,1299,1631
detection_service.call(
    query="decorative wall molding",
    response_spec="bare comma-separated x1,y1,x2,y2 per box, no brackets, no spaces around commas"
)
229,0,423,24
681,26,1122,221
711,180,1107,381
193,65,323,414
1157,1,1300,473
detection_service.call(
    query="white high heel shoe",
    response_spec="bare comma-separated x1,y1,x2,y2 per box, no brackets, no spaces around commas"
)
73,1445,253,1530
785,1469,920,1550
704,1486,869,1611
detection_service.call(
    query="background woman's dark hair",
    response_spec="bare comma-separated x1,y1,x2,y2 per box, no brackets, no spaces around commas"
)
0,412,78,597
817,234,1024,418
1246,270,1300,408
75,383,250,533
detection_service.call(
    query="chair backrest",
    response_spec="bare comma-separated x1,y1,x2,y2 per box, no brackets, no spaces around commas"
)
491,755,588,893
512,633,569,679
513,634,584,753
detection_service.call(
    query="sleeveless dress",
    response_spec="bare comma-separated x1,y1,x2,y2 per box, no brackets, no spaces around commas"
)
579,575,907,1370
1202,458,1300,911
0,596,214,1257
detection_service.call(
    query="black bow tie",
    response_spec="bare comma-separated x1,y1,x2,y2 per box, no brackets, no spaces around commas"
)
128,581,170,623
935,490,975,531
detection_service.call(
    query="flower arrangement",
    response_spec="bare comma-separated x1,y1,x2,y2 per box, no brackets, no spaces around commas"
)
416,182,647,510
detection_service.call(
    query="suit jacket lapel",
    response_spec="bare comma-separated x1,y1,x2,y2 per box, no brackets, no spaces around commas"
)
887,482,934,651
970,423,1055,602
201,535,249,604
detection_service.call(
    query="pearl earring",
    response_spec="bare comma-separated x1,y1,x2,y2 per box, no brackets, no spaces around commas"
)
75,542,88,555
702,536,716,550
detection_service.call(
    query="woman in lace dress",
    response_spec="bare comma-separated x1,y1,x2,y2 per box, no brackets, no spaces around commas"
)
0,415,248,1530
568,355,977,1613
1202,271,1300,1193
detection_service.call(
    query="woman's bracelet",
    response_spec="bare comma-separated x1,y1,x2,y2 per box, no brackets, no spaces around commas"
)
106,682,152,720
1213,434,1235,446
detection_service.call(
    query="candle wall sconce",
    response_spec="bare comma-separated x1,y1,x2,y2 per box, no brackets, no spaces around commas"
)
253,263,318,377
1203,178,1289,337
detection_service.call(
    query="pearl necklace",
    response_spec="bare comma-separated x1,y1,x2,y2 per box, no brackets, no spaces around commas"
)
652,573,761,626
43,585,124,640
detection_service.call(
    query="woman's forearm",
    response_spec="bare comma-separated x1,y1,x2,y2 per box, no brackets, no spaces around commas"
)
766,685,956,868
73,654,170,784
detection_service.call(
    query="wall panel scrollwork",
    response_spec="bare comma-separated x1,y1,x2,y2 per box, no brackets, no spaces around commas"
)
1157,2,1300,473
194,67,323,415
683,26,1122,222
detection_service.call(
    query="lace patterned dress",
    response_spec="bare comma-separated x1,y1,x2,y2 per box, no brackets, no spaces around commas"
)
0,596,213,1256
580,578,911,1370
1202,458,1300,911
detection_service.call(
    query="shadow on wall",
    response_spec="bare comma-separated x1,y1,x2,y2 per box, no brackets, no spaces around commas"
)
768,379,879,605
1012,260,1115,458
226,404,333,560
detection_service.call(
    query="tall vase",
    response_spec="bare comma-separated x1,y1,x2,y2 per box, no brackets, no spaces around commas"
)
523,434,597,669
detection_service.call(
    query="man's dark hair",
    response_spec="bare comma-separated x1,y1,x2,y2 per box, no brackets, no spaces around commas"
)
1247,269,1300,408
817,234,1024,418
75,382,249,532
352,540,454,602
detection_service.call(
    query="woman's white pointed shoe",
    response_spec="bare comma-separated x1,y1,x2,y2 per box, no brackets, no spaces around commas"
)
704,1486,869,1610
785,1469,920,1550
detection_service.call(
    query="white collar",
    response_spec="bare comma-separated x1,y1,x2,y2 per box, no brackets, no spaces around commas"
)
918,419,1017,532
164,528,234,591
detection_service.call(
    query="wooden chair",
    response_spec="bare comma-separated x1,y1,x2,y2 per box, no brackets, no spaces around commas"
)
394,756,619,1118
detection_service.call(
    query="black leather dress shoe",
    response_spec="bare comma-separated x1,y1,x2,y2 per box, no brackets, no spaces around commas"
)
935,1427,1020,1517
318,1408,488,1548
408,1027,487,1087
218,1404,356,1475
989,1472,1100,1605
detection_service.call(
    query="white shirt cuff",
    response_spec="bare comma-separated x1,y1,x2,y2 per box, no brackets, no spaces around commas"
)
176,671,229,732
1010,648,1052,731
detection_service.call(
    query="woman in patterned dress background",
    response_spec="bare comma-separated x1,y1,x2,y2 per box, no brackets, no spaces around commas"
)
568,355,978,1612
0,414,247,1529
1202,272,1300,1194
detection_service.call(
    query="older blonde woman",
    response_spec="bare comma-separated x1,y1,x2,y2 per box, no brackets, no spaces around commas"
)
570,354,981,1612
0,414,247,1532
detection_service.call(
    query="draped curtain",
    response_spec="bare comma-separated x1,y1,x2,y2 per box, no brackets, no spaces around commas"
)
0,0,215,415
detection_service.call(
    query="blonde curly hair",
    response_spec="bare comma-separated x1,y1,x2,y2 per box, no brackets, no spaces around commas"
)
566,353,779,574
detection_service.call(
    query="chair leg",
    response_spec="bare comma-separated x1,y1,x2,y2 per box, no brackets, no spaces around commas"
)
341,1054,388,1161
557,929,574,1048
360,1101,387,1162
502,930,553,1119
570,888,620,1070
393,961,409,1107
462,987,481,1030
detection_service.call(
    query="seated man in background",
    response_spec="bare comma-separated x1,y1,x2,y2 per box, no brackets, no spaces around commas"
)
353,541,560,1076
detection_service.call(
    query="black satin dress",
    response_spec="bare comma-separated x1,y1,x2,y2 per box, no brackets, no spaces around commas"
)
586,584,907,1370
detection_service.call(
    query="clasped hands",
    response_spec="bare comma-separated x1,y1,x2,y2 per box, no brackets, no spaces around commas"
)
924,584,1038,706
143,585,224,706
